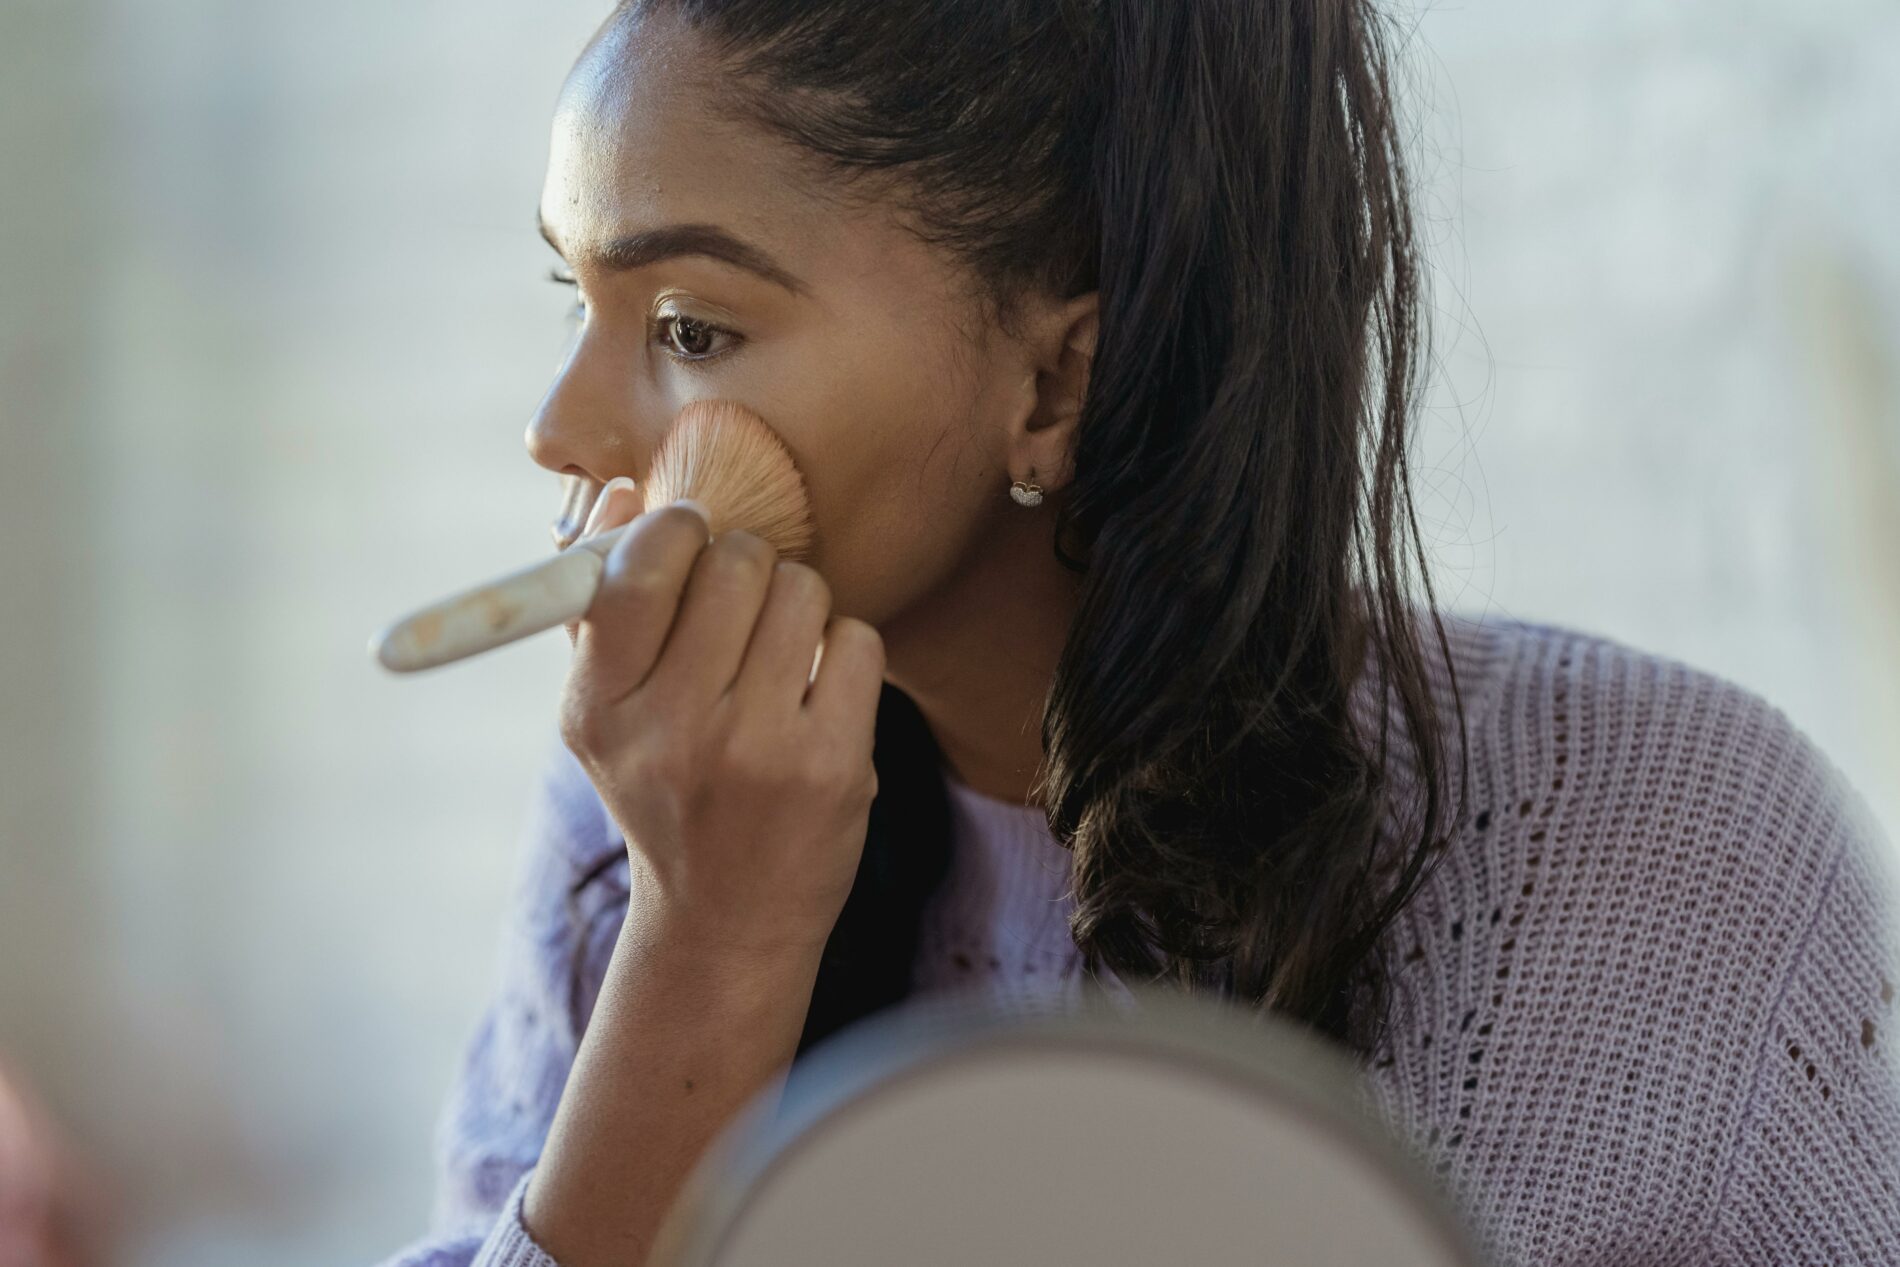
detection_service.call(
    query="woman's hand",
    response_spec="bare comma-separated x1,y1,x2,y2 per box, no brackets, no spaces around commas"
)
521,479,882,1266
558,479,883,961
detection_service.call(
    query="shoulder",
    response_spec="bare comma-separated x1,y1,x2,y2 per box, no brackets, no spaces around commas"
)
1390,605,1881,871
1465,611,1885,907
1367,608,1896,986
1362,609,1896,1233
1420,610,1898,987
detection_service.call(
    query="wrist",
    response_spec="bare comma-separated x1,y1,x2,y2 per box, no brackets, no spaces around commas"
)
623,854,839,978
620,889,829,1019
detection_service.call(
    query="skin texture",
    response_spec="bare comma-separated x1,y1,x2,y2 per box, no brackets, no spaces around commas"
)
527,4,1097,811
516,8,1098,1262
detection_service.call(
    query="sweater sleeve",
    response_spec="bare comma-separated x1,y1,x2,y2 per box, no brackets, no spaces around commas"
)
370,734,630,1267
1711,772,1900,1264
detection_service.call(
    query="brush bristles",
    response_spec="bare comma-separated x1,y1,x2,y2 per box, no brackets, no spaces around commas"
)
644,399,816,562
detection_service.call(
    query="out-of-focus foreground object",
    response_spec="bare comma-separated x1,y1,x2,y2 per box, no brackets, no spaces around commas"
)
652,989,1491,1267
0,1055,118,1267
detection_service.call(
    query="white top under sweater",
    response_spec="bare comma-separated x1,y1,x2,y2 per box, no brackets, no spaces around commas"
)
908,765,1086,1006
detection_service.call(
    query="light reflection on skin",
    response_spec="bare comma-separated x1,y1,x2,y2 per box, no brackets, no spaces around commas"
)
523,5,1097,808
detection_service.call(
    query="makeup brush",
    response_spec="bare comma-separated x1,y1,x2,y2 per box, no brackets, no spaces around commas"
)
370,398,815,674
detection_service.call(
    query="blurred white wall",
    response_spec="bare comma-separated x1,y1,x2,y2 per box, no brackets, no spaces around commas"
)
1413,4,1900,843
1405,1,1900,845
3,2,610,1263
0,2,1894,1264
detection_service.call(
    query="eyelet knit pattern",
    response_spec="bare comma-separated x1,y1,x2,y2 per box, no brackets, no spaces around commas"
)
907,767,1086,1007
373,609,1900,1267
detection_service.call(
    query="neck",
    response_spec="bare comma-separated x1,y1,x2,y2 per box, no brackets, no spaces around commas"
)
878,497,1080,811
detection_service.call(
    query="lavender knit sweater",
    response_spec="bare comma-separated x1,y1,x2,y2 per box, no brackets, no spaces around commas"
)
372,611,1900,1266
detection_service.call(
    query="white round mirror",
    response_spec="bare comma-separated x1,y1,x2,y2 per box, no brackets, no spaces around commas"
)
654,988,1490,1266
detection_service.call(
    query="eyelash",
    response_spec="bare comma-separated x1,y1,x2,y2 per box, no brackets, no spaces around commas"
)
545,267,739,364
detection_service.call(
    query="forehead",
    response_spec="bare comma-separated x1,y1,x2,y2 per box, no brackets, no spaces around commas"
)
539,10,832,266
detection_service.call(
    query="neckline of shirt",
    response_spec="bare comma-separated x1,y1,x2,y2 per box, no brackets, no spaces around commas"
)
940,765,1052,820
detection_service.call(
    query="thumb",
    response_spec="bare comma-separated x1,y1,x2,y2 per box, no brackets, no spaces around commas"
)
563,476,643,648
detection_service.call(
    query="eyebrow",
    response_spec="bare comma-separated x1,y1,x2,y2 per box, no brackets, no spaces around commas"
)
538,208,807,297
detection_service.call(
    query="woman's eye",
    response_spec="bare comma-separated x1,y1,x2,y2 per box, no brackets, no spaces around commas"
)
544,268,738,364
655,312,737,362
547,267,586,322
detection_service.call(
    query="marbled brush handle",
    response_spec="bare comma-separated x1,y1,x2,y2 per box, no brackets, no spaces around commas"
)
371,522,638,673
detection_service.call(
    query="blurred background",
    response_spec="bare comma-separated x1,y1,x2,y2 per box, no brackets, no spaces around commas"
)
1,1,1895,1263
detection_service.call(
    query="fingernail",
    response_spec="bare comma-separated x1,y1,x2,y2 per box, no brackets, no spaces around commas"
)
584,476,639,535
671,498,711,528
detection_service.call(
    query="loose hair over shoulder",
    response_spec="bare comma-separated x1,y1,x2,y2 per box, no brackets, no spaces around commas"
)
592,0,1470,1059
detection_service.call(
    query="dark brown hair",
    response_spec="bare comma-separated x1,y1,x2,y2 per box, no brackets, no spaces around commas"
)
595,0,1470,1060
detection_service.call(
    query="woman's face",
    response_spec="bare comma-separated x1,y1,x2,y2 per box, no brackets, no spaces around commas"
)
529,6,1077,630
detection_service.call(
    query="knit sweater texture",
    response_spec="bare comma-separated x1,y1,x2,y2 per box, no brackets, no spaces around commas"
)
371,610,1900,1267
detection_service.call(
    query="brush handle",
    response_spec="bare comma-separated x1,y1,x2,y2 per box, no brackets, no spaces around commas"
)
371,523,639,673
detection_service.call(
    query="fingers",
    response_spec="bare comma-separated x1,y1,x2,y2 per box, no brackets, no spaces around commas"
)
573,502,716,703
804,614,885,767
560,474,870,756
563,477,641,647
641,528,776,714
733,560,833,716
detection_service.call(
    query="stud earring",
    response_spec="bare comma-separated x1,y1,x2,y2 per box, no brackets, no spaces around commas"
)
1009,467,1044,507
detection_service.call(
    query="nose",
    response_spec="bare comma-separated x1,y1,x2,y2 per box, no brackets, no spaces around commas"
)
525,337,645,547
524,372,598,481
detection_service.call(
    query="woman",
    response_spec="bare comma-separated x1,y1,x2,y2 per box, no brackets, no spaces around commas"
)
377,1,1900,1264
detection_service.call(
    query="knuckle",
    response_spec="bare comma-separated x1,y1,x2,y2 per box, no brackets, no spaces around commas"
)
642,740,695,792
799,753,848,800
601,547,680,600
833,615,885,664
717,722,787,788
706,530,775,578
557,695,605,754
801,734,866,789
794,735,839,781
663,503,710,534
606,563,673,599
612,714,686,784
772,559,831,609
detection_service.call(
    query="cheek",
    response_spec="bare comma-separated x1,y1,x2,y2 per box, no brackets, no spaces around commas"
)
778,341,994,627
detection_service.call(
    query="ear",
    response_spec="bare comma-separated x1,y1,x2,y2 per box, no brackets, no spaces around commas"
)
1012,290,1098,495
